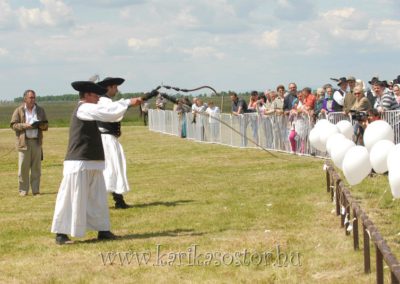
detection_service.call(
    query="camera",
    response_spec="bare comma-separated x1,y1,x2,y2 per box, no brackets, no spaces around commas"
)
350,110,368,121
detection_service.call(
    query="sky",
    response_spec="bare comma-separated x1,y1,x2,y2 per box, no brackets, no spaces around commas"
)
1,0,400,100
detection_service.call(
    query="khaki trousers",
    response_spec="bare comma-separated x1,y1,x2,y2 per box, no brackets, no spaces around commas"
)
18,139,41,194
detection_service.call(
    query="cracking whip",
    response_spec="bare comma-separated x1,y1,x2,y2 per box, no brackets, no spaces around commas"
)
153,84,280,159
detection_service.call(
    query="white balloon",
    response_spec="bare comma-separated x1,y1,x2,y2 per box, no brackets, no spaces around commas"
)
319,123,339,150
326,133,347,156
331,138,355,170
309,127,325,152
315,119,331,131
389,170,400,199
387,144,400,172
336,120,354,140
363,120,394,151
342,146,372,185
369,140,395,174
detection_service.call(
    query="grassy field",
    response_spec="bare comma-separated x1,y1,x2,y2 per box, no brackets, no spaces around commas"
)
1,125,398,283
0,101,146,128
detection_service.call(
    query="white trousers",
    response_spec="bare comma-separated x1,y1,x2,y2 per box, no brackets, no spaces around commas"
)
51,169,110,238
101,134,130,194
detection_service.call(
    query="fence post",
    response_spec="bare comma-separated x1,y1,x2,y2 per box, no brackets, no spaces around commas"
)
376,245,384,284
363,223,371,273
335,180,341,216
353,207,359,250
326,165,330,193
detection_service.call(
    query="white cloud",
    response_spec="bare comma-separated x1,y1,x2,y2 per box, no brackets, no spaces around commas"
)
368,19,400,46
0,47,9,56
260,30,280,48
182,46,225,59
0,0,14,28
17,0,73,28
127,37,161,49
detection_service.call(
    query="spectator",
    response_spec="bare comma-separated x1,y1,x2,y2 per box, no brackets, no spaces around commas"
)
156,93,167,110
393,84,400,104
283,82,298,113
230,92,248,115
247,91,259,112
10,90,48,196
314,88,325,119
350,86,372,144
141,100,149,126
366,76,379,108
273,85,285,114
373,80,399,112
230,92,249,147
302,87,316,114
176,97,191,138
343,76,356,114
205,100,220,142
192,98,207,141
320,87,338,115
332,77,348,111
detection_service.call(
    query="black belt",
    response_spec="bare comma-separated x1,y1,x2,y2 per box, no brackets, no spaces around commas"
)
26,137,38,140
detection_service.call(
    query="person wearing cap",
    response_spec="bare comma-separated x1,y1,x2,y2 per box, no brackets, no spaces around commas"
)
332,77,347,112
51,81,142,245
96,77,131,209
10,89,48,196
343,76,356,114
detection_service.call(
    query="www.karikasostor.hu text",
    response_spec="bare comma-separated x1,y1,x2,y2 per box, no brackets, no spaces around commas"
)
100,244,302,267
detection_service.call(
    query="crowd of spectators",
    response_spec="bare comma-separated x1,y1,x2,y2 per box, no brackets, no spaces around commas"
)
156,75,400,153
227,75,400,152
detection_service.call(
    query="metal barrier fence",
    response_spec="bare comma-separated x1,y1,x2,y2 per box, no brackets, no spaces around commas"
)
149,109,400,153
325,161,400,283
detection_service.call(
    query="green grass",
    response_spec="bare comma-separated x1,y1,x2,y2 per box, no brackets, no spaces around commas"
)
0,101,147,128
0,126,392,283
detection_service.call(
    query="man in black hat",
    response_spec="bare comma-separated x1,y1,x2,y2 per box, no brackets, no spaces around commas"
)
96,77,131,209
366,77,379,108
332,77,347,112
51,81,142,245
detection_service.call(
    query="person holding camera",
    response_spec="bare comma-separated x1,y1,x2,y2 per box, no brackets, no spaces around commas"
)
350,86,371,145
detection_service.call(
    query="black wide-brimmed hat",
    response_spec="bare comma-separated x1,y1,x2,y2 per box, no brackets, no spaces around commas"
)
71,81,107,95
97,77,125,87
337,77,347,86
368,76,379,85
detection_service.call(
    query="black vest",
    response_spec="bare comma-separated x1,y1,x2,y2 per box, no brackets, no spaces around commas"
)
97,121,121,137
333,89,344,112
65,104,104,161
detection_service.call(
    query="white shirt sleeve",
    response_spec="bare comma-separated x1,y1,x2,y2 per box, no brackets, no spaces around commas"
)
77,99,131,122
333,90,344,106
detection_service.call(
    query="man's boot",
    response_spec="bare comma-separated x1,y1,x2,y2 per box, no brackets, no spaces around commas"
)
112,192,130,209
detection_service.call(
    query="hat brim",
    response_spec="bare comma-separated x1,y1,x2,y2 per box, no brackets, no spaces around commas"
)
71,81,107,95
97,77,125,87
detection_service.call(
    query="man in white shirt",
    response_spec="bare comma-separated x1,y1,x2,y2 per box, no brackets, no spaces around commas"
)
51,81,142,245
332,77,348,112
97,77,132,209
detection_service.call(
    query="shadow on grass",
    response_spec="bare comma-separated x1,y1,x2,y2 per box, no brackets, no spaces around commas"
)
76,228,204,244
109,199,195,210
132,199,195,208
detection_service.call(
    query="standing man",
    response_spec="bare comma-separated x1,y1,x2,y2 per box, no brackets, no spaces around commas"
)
332,77,348,112
283,82,298,113
51,81,142,245
10,90,48,196
97,77,131,209
343,76,356,114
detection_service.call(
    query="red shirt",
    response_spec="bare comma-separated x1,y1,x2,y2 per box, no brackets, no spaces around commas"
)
303,94,316,110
